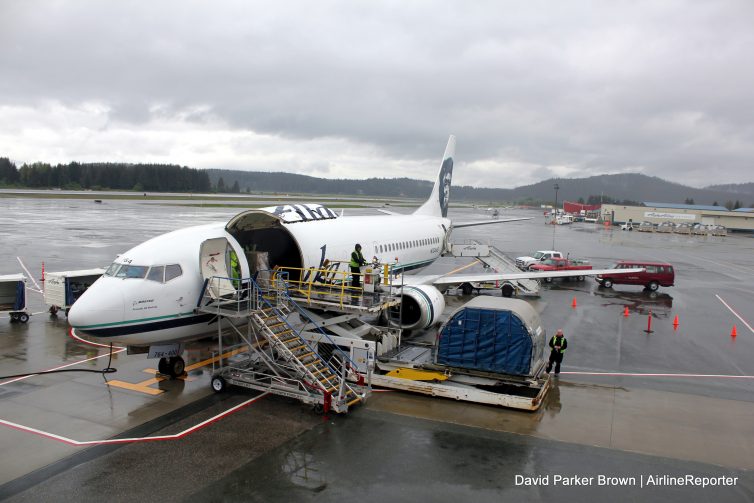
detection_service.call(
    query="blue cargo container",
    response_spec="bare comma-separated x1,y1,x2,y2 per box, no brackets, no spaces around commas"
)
436,297,546,377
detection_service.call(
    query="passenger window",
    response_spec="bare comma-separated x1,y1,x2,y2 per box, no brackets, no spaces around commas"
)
147,266,164,282
646,266,657,273
165,264,183,282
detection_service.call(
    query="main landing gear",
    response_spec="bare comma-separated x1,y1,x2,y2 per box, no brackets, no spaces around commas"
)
158,356,186,378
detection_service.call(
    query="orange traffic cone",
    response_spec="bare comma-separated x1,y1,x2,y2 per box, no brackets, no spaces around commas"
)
731,325,738,337
623,306,629,318
673,315,679,329
571,297,577,308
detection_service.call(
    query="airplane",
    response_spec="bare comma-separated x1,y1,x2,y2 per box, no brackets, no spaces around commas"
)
69,135,640,377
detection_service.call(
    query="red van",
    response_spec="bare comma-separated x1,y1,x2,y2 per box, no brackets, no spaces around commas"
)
596,261,675,291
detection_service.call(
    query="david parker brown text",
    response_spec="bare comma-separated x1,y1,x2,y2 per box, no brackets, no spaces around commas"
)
515,474,738,488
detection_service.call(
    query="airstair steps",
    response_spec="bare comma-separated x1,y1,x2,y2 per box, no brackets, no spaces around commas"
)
252,305,360,413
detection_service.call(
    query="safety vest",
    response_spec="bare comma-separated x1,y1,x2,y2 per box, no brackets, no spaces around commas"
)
229,250,240,278
350,249,365,268
550,335,567,353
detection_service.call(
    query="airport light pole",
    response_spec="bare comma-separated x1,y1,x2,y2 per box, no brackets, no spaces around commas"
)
552,183,560,249
553,183,560,218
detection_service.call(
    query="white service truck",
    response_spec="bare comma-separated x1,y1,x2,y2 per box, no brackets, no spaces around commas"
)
515,250,564,270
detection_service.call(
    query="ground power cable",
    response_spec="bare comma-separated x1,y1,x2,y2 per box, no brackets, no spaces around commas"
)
0,343,117,380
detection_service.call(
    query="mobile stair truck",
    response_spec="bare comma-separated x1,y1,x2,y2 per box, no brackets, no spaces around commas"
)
44,268,105,316
373,296,551,411
0,274,30,323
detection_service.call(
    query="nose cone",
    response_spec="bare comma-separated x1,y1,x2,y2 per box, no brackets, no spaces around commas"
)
68,279,125,334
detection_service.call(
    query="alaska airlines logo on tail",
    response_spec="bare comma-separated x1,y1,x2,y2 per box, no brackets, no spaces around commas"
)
439,157,453,218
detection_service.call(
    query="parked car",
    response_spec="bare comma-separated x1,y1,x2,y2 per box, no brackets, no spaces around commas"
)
620,222,636,231
656,221,674,233
709,225,727,236
637,221,655,232
691,223,709,235
515,250,564,270
674,222,692,234
596,261,675,291
529,257,592,282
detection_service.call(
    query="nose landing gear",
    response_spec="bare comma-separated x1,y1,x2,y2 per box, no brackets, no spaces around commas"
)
158,356,186,378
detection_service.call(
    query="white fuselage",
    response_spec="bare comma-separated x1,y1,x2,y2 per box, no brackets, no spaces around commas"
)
68,210,451,347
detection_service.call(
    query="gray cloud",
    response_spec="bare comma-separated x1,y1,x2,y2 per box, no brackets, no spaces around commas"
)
1,0,753,187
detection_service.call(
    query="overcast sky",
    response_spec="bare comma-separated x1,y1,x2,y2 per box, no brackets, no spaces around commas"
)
1,1,752,188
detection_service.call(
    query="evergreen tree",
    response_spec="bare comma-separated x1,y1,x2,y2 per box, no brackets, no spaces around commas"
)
217,177,226,192
231,180,240,193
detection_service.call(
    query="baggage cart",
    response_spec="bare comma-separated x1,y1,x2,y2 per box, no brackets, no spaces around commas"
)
0,274,30,323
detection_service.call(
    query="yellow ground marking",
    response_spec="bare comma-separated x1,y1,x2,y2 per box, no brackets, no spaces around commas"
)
107,346,250,395
445,259,480,276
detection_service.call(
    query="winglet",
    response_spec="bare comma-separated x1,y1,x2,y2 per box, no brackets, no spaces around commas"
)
413,135,455,218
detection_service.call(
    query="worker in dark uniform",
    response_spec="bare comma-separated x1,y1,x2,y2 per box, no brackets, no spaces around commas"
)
349,243,367,289
546,329,568,374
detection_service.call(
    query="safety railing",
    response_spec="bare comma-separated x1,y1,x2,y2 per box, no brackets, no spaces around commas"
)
272,262,396,308
198,271,367,391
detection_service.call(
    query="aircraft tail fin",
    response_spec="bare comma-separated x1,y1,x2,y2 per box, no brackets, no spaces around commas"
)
413,135,455,218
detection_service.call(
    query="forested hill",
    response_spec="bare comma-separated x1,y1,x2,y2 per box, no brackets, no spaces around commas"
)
0,158,210,192
207,169,754,207
2,156,751,207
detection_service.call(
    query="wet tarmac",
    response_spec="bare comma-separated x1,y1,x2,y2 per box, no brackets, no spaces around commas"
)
1,197,753,501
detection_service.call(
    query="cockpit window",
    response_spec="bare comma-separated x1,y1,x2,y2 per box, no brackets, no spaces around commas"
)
104,262,121,276
165,264,183,282
147,266,165,282
115,265,149,279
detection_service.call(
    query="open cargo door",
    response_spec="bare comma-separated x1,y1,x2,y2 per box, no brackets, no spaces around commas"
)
200,238,239,299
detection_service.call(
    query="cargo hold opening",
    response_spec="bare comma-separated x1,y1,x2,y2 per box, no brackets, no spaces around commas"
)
226,211,304,282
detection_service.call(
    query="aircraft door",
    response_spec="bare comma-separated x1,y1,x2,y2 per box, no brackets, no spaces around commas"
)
200,238,239,299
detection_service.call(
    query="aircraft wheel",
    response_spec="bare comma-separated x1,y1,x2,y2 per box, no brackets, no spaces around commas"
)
211,375,226,393
158,357,169,375
18,313,29,323
167,356,185,378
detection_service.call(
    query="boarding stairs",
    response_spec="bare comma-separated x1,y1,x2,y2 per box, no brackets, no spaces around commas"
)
198,274,368,414
449,240,540,296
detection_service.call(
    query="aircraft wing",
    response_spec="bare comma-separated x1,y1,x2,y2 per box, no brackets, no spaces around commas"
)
376,208,401,216
429,267,645,286
453,217,531,228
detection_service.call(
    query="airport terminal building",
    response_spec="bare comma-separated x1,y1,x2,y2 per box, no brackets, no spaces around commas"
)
602,202,754,232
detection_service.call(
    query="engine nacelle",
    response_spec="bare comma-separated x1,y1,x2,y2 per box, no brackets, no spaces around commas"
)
392,285,446,331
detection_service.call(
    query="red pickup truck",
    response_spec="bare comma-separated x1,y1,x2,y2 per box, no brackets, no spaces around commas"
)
529,258,592,282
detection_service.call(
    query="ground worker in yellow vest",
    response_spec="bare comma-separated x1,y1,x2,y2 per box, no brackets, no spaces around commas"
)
350,243,367,288
546,329,568,374
229,248,241,290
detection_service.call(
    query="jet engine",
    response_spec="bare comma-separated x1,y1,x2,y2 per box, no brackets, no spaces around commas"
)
390,285,446,331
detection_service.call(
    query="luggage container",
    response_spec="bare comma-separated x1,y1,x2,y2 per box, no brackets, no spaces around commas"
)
0,274,30,323
436,296,546,377
373,297,550,411
43,268,105,316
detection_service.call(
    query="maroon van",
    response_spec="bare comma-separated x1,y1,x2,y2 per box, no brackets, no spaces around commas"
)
596,261,675,291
